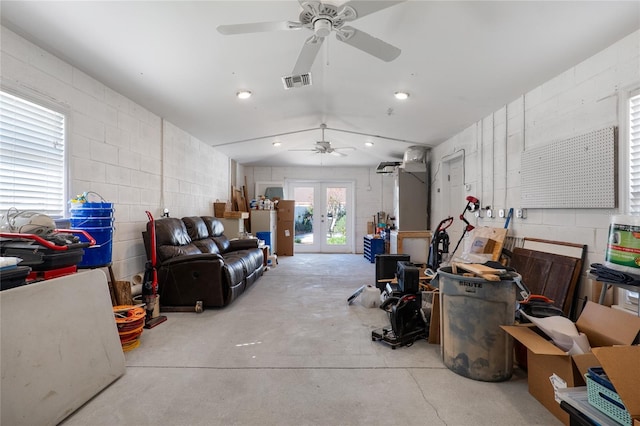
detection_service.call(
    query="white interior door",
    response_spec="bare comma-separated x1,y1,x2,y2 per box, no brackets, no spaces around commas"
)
442,154,466,258
288,181,353,253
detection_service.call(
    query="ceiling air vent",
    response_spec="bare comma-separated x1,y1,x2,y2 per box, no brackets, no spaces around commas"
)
282,73,312,89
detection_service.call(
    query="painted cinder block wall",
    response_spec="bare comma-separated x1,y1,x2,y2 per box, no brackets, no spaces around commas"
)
0,26,230,282
430,29,640,301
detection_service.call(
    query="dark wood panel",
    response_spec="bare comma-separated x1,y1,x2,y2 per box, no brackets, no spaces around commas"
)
511,247,581,315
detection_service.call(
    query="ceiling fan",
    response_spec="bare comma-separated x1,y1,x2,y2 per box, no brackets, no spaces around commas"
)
217,1,406,82
288,124,355,156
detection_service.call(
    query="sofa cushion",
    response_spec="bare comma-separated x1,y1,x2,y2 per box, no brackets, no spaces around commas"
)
201,216,225,237
152,217,202,262
236,248,264,273
213,235,231,253
182,216,220,254
182,216,209,240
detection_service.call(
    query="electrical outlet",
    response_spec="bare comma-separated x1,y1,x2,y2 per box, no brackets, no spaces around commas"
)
474,210,483,218
499,209,505,218
486,209,493,218
516,208,527,219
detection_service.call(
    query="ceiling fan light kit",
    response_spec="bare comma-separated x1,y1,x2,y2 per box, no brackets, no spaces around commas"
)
287,123,355,157
218,1,406,89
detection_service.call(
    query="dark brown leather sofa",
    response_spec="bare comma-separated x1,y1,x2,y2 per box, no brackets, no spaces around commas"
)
145,216,264,308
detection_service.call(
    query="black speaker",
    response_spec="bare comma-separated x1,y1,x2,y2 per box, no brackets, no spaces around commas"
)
396,261,420,294
375,254,410,292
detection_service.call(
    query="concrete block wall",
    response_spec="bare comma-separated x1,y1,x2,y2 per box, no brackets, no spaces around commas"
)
1,26,230,282
244,166,395,253
431,29,640,300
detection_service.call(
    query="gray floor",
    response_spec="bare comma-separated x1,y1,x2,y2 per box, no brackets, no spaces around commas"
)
62,254,560,426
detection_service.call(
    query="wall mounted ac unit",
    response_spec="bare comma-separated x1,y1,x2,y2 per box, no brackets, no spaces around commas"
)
376,161,401,174
400,146,428,172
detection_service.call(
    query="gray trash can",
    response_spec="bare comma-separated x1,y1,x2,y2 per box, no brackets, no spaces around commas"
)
438,266,519,382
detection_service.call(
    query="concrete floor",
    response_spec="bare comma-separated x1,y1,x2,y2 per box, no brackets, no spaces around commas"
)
62,254,560,426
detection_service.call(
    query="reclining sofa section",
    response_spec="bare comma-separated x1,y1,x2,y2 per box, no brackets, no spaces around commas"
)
145,216,264,307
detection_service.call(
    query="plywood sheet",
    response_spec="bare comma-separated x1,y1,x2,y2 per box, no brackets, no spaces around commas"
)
1,270,125,426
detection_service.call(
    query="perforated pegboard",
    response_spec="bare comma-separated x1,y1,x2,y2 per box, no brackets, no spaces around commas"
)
521,127,617,208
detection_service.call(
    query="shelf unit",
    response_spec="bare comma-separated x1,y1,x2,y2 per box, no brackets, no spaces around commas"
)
364,235,385,263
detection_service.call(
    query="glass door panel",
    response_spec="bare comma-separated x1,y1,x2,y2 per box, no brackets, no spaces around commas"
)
289,181,353,253
324,186,347,248
292,185,315,247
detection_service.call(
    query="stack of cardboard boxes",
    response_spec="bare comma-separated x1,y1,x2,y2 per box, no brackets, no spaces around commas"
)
276,200,295,256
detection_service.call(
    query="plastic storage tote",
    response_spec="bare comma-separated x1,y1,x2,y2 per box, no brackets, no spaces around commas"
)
256,231,271,248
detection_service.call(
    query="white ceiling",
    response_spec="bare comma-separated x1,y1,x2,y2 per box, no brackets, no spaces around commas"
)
2,1,639,167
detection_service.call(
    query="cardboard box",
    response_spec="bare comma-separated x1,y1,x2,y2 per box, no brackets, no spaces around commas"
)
277,200,295,222
213,202,228,218
502,302,640,425
367,221,375,235
277,220,294,256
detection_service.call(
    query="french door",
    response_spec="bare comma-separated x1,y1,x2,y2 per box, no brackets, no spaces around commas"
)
287,181,354,253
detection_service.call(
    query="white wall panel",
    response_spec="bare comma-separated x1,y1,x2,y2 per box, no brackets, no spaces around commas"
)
521,127,616,208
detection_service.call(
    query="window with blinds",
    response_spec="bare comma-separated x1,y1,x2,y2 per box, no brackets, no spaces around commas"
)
627,91,640,310
630,92,640,214
0,90,66,218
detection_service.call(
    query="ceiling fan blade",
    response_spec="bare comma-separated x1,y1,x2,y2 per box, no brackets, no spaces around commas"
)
331,150,347,157
338,1,406,21
217,21,302,35
335,26,400,62
292,35,325,75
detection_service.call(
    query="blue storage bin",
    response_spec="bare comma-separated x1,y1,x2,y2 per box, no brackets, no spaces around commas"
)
585,368,631,426
256,231,271,248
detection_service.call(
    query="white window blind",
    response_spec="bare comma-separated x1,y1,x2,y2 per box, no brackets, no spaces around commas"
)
630,93,640,214
0,91,66,218
627,91,640,310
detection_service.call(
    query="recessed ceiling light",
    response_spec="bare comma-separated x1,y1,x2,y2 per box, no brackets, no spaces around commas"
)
236,90,252,99
394,91,409,100
272,141,281,147
365,141,374,147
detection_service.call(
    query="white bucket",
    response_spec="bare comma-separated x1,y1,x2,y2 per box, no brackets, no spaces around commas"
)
361,285,380,308
604,215,640,274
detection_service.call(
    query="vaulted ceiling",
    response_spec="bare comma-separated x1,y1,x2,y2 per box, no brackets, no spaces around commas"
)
2,1,639,167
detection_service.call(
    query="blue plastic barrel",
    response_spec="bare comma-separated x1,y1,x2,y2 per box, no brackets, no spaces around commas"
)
256,231,271,248
69,202,114,267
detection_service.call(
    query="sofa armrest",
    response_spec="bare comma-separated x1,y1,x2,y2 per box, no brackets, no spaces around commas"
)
228,238,259,251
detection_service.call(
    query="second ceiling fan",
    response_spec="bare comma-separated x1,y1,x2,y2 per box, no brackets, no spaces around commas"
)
288,124,355,156
217,1,406,79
